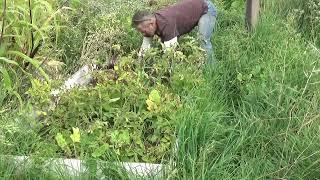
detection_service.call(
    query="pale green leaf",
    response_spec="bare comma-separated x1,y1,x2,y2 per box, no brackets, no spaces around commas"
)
149,89,161,104
70,127,80,143
55,133,67,148
0,67,12,91
118,130,130,144
92,144,109,158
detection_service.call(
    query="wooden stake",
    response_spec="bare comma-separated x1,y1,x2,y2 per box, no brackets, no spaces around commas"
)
245,0,260,31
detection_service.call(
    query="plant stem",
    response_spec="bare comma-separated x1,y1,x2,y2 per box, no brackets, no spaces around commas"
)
73,144,77,158
28,0,34,56
30,40,42,58
0,0,7,44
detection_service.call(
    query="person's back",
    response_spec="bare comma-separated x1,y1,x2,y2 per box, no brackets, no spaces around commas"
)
155,0,215,42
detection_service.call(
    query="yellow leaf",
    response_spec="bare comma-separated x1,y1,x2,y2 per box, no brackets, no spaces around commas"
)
146,99,154,111
70,127,80,143
36,111,42,116
35,110,47,116
46,60,65,67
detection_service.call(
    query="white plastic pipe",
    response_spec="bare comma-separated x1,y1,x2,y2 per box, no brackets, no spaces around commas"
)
51,64,97,96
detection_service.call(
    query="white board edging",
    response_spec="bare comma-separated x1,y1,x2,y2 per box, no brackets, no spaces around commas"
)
3,155,163,178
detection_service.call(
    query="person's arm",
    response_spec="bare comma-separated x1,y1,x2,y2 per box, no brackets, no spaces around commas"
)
138,37,152,57
163,37,178,49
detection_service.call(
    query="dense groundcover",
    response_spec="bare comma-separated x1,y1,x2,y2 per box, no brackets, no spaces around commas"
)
1,0,320,179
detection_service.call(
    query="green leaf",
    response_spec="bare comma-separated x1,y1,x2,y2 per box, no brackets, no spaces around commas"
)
146,99,155,111
149,89,161,104
7,51,50,82
55,133,68,149
12,91,23,108
110,130,119,143
92,144,109,158
71,0,81,8
118,130,130,144
0,57,19,66
150,135,158,143
0,67,12,91
146,89,161,111
0,45,6,57
70,127,81,143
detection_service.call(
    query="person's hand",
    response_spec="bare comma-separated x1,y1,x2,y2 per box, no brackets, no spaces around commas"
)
138,49,143,58
139,37,152,58
138,48,145,58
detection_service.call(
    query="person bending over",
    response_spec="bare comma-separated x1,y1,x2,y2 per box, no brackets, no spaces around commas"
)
132,0,217,64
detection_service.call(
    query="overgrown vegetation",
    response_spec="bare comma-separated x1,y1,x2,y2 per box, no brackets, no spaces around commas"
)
275,0,320,46
1,0,320,179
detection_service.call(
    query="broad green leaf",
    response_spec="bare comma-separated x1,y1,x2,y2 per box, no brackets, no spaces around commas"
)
55,133,68,148
118,130,130,144
70,127,80,143
146,90,161,111
92,144,109,158
149,89,161,104
110,130,119,143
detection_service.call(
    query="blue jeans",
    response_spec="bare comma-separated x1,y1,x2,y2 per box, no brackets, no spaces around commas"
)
198,0,217,65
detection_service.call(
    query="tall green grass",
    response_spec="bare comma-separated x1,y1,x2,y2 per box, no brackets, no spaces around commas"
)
270,0,320,46
168,1,320,179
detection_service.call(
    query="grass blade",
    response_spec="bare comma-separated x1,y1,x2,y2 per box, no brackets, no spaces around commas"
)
7,50,50,82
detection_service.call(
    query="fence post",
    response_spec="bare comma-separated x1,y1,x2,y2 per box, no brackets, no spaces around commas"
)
245,0,260,31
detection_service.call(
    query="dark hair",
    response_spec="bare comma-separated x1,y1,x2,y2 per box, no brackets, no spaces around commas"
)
132,10,154,27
